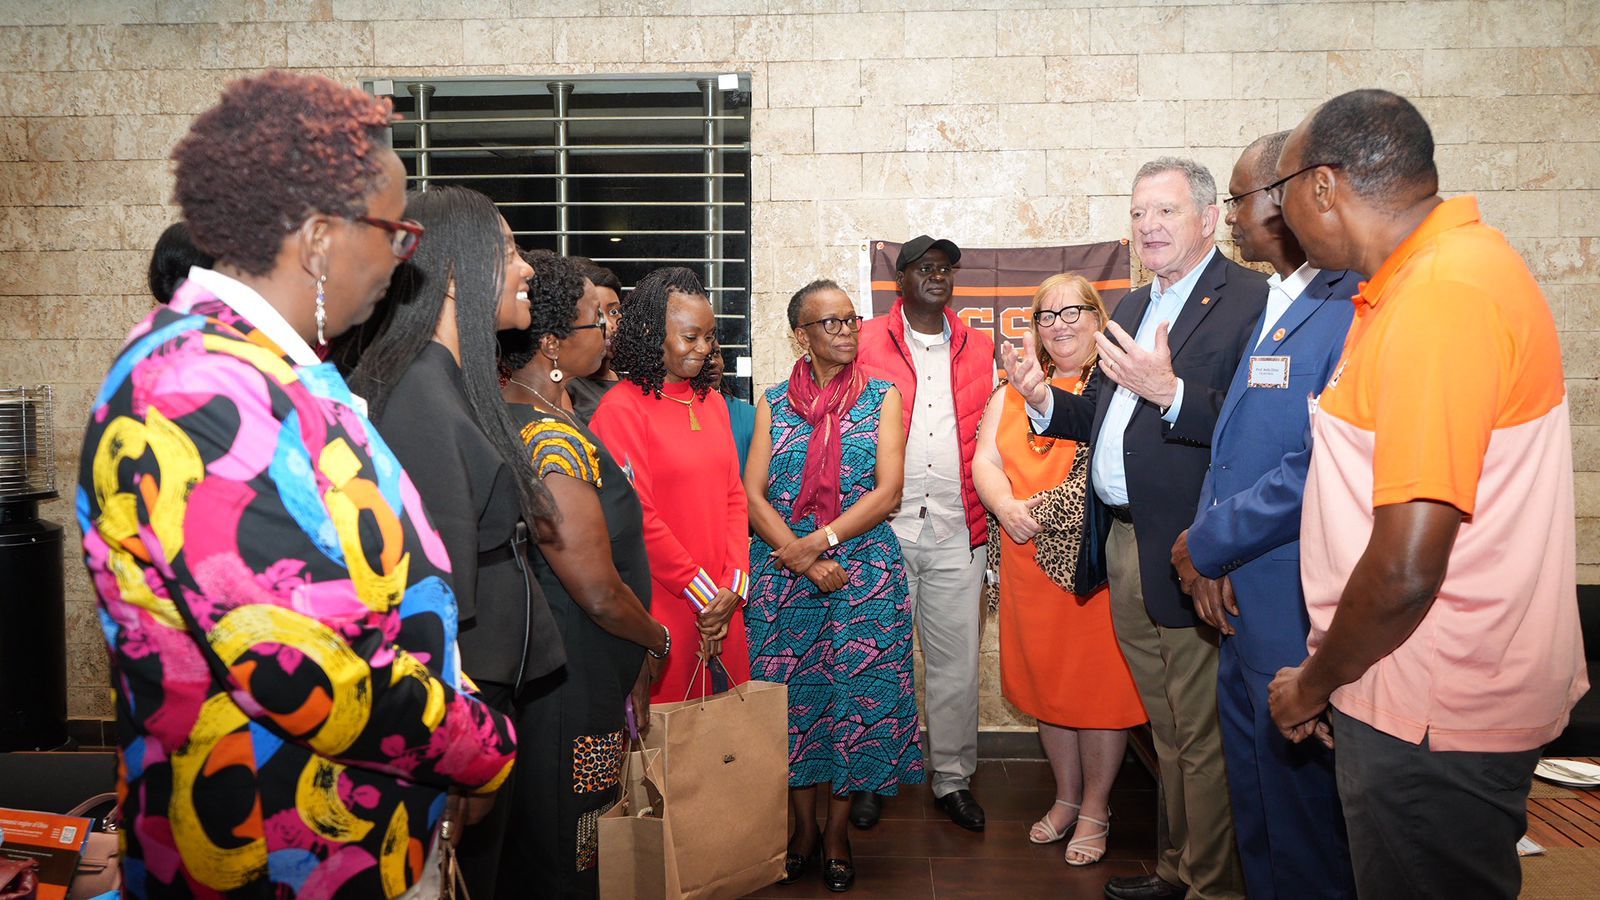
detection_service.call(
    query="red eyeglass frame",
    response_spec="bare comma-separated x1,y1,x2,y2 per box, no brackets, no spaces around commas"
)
356,215,425,261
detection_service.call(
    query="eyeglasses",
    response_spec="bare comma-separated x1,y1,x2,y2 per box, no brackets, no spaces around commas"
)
569,317,608,334
356,215,424,260
797,315,863,335
1033,306,1098,327
1222,184,1272,213
1262,162,1342,206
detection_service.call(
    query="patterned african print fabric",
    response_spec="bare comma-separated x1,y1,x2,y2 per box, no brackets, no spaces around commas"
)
77,279,517,899
498,409,647,897
521,417,602,488
746,377,925,795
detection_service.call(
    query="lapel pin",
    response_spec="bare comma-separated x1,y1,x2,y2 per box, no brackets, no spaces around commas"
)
1200,296,1211,305
1272,327,1286,342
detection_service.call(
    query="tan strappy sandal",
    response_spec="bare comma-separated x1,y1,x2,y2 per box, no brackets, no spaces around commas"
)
1065,813,1111,866
1028,800,1079,844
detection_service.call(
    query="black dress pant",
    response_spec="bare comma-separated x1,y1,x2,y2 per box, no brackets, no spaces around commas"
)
1331,708,1539,900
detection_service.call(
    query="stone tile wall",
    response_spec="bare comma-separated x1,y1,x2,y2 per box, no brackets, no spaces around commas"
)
1,0,1594,730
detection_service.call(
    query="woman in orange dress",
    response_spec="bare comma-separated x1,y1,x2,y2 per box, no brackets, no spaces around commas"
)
974,274,1146,866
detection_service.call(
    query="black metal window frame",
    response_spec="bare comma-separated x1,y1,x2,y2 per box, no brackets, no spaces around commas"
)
363,73,755,399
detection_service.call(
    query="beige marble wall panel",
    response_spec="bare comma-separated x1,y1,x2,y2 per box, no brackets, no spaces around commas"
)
1045,54,1137,104
811,12,901,62
552,16,646,64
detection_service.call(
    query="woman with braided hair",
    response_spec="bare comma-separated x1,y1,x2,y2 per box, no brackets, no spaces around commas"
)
590,267,752,700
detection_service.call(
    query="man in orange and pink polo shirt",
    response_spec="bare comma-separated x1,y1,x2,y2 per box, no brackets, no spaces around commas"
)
1265,89,1589,899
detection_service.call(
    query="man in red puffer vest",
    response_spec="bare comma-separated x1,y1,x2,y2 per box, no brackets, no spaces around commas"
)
852,235,997,832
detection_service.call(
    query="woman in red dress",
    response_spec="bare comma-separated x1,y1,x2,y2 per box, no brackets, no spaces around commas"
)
590,267,750,700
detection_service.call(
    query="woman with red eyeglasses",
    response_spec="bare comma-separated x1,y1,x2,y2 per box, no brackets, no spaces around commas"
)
342,185,569,899
78,71,517,898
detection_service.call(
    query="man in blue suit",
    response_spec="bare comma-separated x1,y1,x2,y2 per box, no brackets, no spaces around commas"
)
1170,132,1360,899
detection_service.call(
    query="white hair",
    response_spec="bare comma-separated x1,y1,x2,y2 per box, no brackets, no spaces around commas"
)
1133,156,1217,211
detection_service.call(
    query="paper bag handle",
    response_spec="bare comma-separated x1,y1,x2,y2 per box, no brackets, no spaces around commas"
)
679,639,748,705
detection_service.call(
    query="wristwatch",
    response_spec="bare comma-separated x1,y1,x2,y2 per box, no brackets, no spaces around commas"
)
646,623,671,660
823,525,840,548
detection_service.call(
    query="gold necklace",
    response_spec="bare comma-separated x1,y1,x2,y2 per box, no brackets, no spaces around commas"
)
1024,363,1092,456
657,389,700,431
508,376,582,429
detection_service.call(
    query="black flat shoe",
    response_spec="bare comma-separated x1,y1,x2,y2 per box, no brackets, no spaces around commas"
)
848,791,882,829
933,788,986,831
823,855,855,892
779,829,821,885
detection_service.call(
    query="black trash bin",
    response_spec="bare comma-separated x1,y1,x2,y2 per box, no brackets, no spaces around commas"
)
0,499,67,752
0,386,67,752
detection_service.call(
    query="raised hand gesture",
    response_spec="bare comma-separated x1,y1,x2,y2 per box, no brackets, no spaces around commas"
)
1000,333,1052,415
1095,321,1179,408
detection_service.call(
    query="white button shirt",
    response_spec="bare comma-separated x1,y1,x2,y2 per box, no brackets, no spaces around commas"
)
1256,262,1320,349
1088,247,1216,507
892,312,965,544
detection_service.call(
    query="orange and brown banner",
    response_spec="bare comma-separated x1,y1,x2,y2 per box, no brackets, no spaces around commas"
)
865,239,1133,348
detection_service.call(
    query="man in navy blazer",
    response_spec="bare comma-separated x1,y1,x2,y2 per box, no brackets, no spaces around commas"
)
1004,157,1264,900
1170,132,1360,899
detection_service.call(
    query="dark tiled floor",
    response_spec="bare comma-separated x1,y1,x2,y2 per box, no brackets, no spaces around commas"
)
745,757,1159,899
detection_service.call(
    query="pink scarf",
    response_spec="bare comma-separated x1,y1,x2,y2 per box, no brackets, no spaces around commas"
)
787,356,867,526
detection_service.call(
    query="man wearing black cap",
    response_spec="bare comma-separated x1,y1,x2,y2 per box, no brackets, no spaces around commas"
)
855,236,997,831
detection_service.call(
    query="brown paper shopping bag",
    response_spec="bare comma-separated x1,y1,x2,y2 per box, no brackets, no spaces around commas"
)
644,673,788,900
599,746,671,900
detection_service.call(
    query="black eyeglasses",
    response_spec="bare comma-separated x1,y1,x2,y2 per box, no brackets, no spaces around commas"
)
1033,306,1097,327
1262,162,1342,206
1222,184,1272,213
570,318,608,334
797,315,863,335
356,215,424,260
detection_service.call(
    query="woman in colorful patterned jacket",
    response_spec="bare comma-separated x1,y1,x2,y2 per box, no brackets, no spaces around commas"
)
76,71,517,898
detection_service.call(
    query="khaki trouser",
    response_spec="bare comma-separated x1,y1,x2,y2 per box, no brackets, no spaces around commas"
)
903,518,988,799
1106,519,1244,900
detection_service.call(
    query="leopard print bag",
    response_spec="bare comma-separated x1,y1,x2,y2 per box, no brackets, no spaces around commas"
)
984,439,1093,613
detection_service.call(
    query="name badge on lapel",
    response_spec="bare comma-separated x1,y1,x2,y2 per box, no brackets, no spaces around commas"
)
1248,355,1291,388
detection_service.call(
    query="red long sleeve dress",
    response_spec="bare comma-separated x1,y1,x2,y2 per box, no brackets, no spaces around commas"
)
590,379,752,700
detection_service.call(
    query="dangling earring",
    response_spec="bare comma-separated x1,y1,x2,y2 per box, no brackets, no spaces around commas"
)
550,353,564,383
314,274,328,347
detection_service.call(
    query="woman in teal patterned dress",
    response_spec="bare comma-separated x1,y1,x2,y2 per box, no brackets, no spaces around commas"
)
745,279,922,893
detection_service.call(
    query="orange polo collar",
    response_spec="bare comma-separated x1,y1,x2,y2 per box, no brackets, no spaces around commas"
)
1353,195,1481,310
